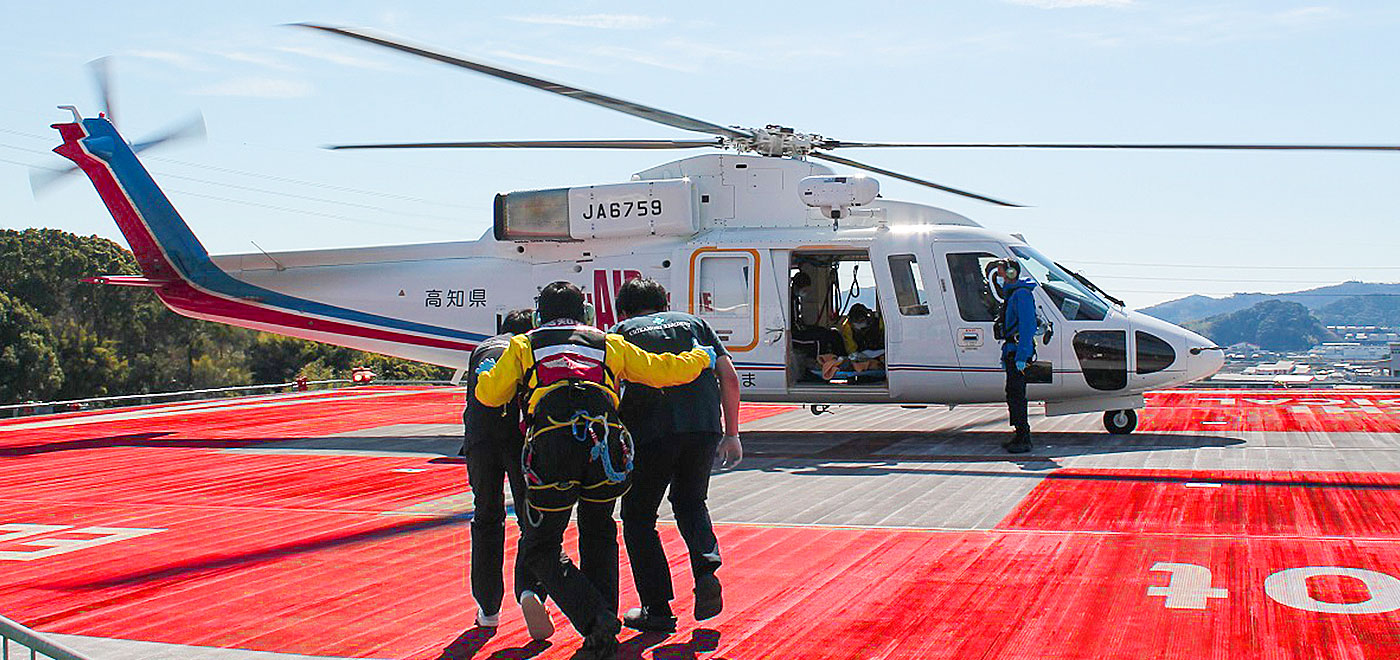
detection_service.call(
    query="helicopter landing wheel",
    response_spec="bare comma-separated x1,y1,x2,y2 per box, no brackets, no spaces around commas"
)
1104,409,1138,435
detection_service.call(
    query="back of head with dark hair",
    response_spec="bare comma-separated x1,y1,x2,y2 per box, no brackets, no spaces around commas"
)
537,281,585,323
616,277,669,318
500,308,535,335
791,271,811,289
848,303,873,323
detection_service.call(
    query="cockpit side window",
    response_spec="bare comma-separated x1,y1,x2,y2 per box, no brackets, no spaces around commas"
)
1009,246,1109,322
887,254,929,316
945,252,1001,322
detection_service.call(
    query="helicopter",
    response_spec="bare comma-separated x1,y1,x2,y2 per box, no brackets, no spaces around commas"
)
49,25,1400,434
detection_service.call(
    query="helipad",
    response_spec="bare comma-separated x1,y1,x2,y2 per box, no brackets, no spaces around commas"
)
2,387,1398,659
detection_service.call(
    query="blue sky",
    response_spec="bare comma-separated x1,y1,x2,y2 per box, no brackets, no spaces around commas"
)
2,1,1397,308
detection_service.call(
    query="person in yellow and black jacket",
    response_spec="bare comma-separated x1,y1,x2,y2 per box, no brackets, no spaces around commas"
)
475,281,713,660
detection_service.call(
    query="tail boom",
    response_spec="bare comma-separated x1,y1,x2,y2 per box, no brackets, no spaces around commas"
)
52,116,483,360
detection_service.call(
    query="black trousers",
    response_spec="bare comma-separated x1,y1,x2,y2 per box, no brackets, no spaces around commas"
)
518,497,620,636
792,326,843,356
1003,354,1029,430
621,432,723,609
464,430,538,615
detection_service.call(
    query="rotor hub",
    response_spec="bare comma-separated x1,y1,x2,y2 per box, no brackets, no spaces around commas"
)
731,125,820,158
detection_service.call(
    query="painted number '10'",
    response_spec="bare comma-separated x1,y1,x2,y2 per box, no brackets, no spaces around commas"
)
1149,562,1400,614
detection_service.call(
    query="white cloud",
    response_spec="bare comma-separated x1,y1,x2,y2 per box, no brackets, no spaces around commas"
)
1006,0,1134,8
216,50,294,71
191,77,311,98
487,50,589,70
274,45,395,71
508,14,671,30
1274,6,1341,26
585,45,700,73
126,49,208,71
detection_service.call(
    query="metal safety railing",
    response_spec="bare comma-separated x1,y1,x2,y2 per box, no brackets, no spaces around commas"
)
0,380,349,419
0,614,93,660
0,379,467,420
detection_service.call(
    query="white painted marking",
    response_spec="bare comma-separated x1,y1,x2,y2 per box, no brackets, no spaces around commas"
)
1147,562,1229,609
0,524,165,561
391,468,427,473
1264,567,1400,614
1184,482,1222,489
1198,398,1235,405
1353,400,1385,414
1201,421,1229,425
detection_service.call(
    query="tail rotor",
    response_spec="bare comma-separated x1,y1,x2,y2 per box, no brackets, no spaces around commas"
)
31,57,206,195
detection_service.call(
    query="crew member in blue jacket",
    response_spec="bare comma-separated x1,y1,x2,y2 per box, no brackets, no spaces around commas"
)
997,259,1038,454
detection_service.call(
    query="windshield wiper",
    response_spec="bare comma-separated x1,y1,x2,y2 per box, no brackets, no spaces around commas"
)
1055,262,1125,307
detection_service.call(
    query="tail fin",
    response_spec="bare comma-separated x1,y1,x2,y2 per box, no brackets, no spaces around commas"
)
51,114,209,284
50,112,486,353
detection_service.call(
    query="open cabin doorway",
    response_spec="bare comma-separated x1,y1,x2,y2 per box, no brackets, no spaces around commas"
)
787,250,889,392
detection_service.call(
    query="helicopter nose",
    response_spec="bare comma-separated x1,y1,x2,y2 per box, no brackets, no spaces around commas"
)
1183,332,1225,382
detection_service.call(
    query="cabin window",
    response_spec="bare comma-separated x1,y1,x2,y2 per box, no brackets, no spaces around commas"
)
694,253,755,348
1136,331,1176,374
1073,330,1128,390
945,252,1001,322
888,254,929,316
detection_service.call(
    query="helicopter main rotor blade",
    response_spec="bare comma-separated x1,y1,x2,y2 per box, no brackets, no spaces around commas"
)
295,24,753,142
821,140,1400,152
809,152,1024,208
329,138,724,151
89,56,115,125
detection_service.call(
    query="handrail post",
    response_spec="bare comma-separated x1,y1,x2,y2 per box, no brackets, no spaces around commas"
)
0,615,93,660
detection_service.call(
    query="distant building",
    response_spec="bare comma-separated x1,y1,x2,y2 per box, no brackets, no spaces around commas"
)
1309,342,1390,361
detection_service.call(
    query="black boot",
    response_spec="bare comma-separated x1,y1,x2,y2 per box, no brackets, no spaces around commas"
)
1006,426,1032,454
623,605,677,632
694,572,723,620
572,616,621,660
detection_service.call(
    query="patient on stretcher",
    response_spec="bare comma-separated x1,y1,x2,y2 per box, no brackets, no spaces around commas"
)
822,304,886,382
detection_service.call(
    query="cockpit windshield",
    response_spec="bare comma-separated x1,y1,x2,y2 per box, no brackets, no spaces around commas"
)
1010,246,1110,321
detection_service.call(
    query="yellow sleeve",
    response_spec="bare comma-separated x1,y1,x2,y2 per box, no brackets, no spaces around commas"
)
474,335,531,407
839,321,857,354
605,333,711,388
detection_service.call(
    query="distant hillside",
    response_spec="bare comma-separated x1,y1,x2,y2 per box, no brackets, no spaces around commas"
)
1317,294,1400,327
1185,300,1335,352
1142,282,1400,324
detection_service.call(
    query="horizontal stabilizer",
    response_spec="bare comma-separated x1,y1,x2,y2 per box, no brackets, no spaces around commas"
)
81,275,172,288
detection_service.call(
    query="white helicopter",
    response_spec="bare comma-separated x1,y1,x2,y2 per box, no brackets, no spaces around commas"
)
51,25,1400,434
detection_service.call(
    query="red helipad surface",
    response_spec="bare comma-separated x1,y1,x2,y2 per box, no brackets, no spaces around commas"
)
0,387,1397,659
1140,389,1400,433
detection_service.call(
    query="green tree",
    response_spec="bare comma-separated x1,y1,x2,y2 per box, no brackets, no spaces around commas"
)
247,334,318,384
0,228,451,401
0,291,63,401
53,322,128,399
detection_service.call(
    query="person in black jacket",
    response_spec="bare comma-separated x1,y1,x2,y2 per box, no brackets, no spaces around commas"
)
463,309,553,637
613,278,743,633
